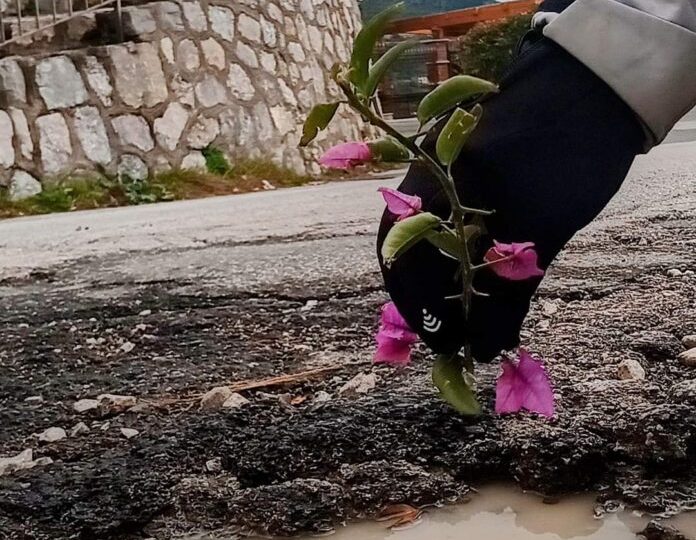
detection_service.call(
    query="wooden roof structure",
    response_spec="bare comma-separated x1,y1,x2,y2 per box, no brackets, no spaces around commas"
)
386,0,543,36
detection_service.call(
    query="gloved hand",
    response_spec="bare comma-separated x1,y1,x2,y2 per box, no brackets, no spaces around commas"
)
377,36,645,362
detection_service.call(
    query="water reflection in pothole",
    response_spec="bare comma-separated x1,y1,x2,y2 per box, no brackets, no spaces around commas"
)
292,485,696,540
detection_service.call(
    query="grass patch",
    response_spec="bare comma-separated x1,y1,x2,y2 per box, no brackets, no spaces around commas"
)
0,155,316,219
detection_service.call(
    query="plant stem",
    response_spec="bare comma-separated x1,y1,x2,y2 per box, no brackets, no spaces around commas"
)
337,82,478,365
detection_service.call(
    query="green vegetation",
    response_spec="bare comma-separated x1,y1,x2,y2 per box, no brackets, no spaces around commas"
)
453,15,533,83
0,151,314,219
201,146,231,175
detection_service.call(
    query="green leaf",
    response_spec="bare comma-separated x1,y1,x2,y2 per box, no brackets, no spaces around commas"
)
349,2,405,92
432,353,481,415
365,38,420,97
426,224,481,260
368,137,410,163
381,212,441,267
436,105,482,166
300,103,341,147
417,76,498,126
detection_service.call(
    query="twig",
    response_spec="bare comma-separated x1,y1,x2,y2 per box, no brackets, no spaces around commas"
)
145,366,343,407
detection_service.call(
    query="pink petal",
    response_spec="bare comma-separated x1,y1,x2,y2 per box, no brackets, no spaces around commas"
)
319,142,373,170
374,302,418,366
378,187,422,221
484,241,545,281
496,349,555,418
374,335,412,366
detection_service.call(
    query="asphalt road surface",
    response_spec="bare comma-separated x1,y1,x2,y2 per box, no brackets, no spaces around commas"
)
1,142,696,539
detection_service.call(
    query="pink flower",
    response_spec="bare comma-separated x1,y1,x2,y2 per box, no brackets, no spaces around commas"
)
484,241,545,281
374,302,418,366
495,348,555,418
378,187,422,221
319,142,373,170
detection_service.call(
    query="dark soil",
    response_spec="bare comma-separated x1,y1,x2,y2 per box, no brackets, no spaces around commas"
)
1,208,696,539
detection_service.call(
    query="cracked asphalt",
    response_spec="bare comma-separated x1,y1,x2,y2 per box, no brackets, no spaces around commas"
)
1,142,696,539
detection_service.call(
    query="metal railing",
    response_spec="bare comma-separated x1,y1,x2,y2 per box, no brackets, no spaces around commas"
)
0,0,122,49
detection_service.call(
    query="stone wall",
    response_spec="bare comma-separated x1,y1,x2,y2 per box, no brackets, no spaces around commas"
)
0,0,367,198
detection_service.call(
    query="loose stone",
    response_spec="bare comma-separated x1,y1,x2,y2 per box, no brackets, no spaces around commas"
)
200,387,233,410
678,348,696,367
617,359,646,381
38,427,67,443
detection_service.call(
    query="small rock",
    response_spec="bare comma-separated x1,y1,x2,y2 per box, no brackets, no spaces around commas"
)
120,428,139,439
261,180,276,190
206,457,223,473
200,386,233,410
120,341,136,353
100,422,111,431
314,391,332,403
667,268,683,277
339,373,377,396
682,335,696,349
0,449,52,476
678,348,696,367
300,300,319,312
222,393,250,409
38,427,67,443
70,422,90,437
138,309,152,316
541,300,559,317
97,394,137,415
24,395,43,403
73,398,100,413
617,359,646,381
0,449,34,476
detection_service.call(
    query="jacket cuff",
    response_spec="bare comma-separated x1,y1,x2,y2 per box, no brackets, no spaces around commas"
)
543,0,696,145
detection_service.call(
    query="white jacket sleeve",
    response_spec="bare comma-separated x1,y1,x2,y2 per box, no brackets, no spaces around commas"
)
542,0,696,145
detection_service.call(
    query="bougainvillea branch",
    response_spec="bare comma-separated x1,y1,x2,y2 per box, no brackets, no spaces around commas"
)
301,3,554,418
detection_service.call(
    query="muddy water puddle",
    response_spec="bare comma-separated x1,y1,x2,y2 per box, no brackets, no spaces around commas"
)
287,485,696,540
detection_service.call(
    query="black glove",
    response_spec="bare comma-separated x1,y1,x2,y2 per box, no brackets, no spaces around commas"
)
377,37,645,362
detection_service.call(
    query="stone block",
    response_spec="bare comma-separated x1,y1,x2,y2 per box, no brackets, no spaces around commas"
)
0,110,15,168
74,106,112,165
83,56,113,107
194,75,227,107
260,16,277,47
108,43,168,108
36,56,88,110
177,39,200,72
237,13,261,43
112,115,154,152
171,74,195,108
180,151,207,170
235,41,258,68
9,171,42,201
121,6,157,37
182,1,208,32
37,113,72,175
201,38,225,70
259,51,277,73
160,38,175,64
0,58,27,105
152,2,184,31
186,116,219,149
118,154,148,181
228,64,255,101
270,105,296,137
287,42,306,63
154,102,189,151
208,6,235,42
8,108,32,161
